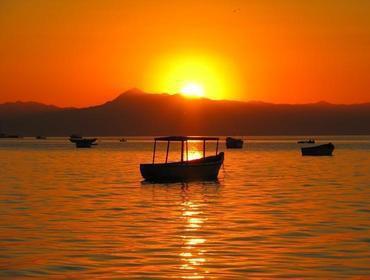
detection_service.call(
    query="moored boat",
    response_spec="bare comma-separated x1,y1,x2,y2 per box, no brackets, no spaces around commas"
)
298,139,315,144
69,136,97,148
301,143,334,156
226,137,244,149
36,136,47,140
70,134,82,139
140,136,224,182
0,133,22,138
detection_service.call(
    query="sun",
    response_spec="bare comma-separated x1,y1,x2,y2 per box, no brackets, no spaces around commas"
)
146,52,239,100
180,83,205,98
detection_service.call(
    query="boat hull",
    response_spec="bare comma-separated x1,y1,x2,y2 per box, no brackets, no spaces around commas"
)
140,153,224,182
70,138,97,148
226,137,244,149
301,143,334,156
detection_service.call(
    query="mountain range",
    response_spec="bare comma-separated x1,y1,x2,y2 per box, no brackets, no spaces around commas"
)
0,89,369,136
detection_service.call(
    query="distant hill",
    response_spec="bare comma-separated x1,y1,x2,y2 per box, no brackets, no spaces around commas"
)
0,89,369,136
0,101,61,118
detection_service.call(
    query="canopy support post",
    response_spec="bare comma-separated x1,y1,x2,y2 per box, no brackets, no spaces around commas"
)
165,140,170,163
181,140,184,162
152,140,157,164
216,140,219,155
186,140,188,161
203,140,206,158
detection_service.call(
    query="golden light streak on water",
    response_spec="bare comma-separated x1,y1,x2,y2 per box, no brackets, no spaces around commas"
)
180,201,209,278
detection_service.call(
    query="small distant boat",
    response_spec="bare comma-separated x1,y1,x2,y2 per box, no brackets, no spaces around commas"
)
140,136,224,182
0,133,22,139
226,137,244,149
36,136,47,140
119,138,127,142
69,134,82,139
301,143,334,156
298,139,315,144
69,136,97,148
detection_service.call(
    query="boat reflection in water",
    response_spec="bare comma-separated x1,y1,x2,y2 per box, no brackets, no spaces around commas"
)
140,136,224,183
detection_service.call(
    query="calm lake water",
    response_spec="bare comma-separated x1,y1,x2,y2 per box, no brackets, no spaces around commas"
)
0,136,369,279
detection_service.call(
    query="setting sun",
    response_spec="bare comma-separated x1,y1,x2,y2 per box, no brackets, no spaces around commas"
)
180,83,205,98
145,52,239,101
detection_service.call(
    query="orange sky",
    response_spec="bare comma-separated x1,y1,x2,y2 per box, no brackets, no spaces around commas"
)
0,0,369,107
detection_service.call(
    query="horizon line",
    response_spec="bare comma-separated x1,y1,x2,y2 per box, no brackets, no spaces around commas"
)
1,88,370,108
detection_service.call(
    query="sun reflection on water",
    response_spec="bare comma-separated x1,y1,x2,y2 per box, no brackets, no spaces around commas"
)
179,200,209,279
186,141,208,161
187,150,203,161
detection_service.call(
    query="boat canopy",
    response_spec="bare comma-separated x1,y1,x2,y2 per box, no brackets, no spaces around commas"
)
155,136,219,141
151,136,220,164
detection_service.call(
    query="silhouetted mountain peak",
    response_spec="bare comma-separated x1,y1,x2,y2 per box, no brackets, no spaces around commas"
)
125,87,146,95
0,90,369,136
114,88,146,99
109,88,196,107
313,101,332,106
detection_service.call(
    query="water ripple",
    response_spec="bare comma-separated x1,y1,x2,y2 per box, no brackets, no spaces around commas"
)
0,137,369,278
